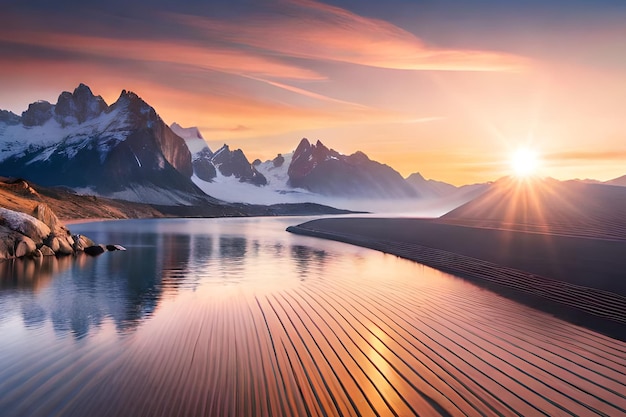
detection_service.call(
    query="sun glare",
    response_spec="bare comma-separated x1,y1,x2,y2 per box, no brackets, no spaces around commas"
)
510,148,539,178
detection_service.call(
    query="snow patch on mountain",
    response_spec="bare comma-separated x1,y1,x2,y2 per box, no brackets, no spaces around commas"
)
0,105,129,163
191,166,315,206
170,122,210,154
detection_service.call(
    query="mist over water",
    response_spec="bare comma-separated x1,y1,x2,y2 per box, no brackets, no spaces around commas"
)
0,217,624,416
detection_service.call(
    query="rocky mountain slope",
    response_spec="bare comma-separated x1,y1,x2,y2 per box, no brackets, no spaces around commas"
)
0,84,206,204
171,122,267,187
287,138,417,199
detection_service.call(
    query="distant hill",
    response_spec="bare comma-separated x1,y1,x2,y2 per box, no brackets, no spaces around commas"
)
405,172,488,199
606,174,626,187
440,177,626,240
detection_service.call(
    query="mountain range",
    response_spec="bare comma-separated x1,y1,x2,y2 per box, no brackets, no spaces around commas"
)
1,84,624,213
171,121,488,210
0,84,207,205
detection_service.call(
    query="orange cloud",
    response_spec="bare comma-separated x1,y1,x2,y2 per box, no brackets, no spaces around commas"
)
0,31,324,81
173,0,529,72
545,150,626,162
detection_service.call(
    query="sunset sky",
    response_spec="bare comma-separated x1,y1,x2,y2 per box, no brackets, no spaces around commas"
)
1,0,625,185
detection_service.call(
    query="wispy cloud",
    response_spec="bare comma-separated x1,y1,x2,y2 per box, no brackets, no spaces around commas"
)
545,150,626,161
0,31,324,81
173,0,529,72
203,125,251,133
243,75,370,108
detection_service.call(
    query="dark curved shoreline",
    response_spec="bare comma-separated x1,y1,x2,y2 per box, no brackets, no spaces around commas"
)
287,217,626,341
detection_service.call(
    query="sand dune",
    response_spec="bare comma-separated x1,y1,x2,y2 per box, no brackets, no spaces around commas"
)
441,177,626,240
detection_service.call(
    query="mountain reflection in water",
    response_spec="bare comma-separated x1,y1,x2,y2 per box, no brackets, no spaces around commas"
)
0,218,329,339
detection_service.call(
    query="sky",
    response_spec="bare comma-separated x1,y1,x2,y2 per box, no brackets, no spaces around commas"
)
1,0,625,185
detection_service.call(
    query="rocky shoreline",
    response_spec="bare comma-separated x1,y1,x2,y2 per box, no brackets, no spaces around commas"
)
0,204,122,260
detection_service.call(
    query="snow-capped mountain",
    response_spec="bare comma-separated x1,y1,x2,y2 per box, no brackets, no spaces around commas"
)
287,138,418,199
182,135,483,215
210,144,267,185
170,122,217,183
172,123,266,187
170,122,207,153
0,85,486,213
0,84,207,204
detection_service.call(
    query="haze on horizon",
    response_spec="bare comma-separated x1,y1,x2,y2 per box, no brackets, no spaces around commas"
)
1,0,625,185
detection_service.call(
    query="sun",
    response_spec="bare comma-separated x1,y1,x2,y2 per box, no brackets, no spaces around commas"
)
510,148,540,178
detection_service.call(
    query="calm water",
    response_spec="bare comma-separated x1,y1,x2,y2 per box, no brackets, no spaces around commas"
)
0,217,625,416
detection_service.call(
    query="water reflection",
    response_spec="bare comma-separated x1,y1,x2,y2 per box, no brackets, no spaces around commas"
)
0,218,326,339
290,245,328,280
219,236,247,260
1,217,625,417
0,256,74,291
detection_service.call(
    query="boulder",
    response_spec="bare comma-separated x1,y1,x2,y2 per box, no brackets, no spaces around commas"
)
15,236,37,258
45,235,61,252
84,245,106,256
0,229,17,259
32,203,61,230
39,245,56,256
56,237,74,256
0,208,51,244
72,234,96,251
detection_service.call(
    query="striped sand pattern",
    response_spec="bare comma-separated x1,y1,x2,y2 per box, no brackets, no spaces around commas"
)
287,226,626,327
3,248,626,416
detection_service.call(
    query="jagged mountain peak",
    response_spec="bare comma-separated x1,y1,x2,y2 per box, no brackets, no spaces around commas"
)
297,137,311,147
113,89,150,110
0,84,202,204
12,83,109,127
216,144,230,153
0,110,20,125
21,100,54,126
117,89,140,101
55,83,108,125
187,142,267,186
108,89,161,129
288,137,417,198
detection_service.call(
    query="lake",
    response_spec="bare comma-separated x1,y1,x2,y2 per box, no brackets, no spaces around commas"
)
1,217,625,416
